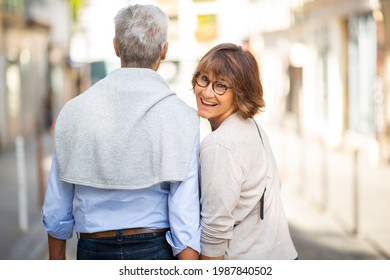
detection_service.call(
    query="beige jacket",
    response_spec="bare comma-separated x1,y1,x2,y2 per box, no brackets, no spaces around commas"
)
199,113,297,259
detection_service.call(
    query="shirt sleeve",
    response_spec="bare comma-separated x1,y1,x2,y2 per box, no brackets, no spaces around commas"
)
199,143,242,257
166,133,201,256
41,152,75,240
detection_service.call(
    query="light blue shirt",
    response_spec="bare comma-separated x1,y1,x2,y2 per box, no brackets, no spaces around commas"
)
42,135,201,256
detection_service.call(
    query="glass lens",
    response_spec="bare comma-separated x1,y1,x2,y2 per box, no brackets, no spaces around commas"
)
197,75,209,87
214,82,228,95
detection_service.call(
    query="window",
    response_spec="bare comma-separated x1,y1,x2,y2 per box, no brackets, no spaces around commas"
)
195,14,218,42
347,13,377,136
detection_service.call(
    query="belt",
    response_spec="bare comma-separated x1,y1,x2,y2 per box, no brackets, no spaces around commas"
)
79,228,169,239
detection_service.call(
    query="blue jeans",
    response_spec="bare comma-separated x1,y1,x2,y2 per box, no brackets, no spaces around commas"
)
77,231,176,260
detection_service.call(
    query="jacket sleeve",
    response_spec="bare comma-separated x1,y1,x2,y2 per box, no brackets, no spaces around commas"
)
199,143,242,257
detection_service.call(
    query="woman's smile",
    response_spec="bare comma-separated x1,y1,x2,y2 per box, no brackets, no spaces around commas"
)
200,97,218,107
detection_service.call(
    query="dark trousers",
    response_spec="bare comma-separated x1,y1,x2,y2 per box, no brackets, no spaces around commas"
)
77,231,176,260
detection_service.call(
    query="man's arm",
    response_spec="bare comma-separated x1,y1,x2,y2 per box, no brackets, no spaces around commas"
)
178,247,199,260
167,133,201,258
42,153,75,260
48,234,67,260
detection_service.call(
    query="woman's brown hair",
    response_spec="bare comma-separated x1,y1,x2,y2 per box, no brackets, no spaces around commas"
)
192,43,265,119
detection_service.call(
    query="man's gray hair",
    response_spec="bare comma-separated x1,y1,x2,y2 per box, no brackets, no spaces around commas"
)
114,4,168,68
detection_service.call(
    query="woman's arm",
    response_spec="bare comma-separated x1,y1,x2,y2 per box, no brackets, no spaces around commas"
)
199,144,242,259
199,254,224,260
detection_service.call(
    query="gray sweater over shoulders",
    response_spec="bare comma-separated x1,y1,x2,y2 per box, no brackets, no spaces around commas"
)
55,68,199,190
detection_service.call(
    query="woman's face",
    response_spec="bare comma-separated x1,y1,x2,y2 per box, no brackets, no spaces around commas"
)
194,72,237,130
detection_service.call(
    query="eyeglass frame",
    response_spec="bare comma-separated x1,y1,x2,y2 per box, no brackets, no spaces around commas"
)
195,72,231,96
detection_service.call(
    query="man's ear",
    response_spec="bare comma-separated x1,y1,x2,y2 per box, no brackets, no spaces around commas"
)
113,38,120,57
161,42,169,60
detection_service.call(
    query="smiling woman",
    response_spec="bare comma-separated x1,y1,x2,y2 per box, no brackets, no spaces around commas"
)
191,43,265,131
192,43,298,260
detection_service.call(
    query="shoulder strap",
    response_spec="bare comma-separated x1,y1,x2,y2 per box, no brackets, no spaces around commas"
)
253,118,264,147
252,118,266,220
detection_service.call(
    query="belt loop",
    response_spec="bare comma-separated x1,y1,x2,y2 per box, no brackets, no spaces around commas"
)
76,232,80,239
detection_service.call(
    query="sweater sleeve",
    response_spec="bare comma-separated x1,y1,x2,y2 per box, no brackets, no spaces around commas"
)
199,143,242,257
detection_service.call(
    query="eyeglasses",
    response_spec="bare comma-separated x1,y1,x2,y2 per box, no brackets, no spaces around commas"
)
195,73,231,95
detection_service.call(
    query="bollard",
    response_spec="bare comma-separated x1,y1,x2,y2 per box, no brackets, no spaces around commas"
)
352,149,359,236
15,136,28,232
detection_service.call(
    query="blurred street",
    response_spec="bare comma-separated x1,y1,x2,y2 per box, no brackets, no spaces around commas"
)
283,186,385,260
0,131,77,260
1,0,390,262
0,126,386,260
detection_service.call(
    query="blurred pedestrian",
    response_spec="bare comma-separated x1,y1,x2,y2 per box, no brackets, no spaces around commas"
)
192,43,297,259
42,4,200,260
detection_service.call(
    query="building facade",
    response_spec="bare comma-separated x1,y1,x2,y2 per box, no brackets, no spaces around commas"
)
256,0,390,257
0,0,74,151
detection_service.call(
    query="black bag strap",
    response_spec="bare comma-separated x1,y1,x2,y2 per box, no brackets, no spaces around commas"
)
253,118,264,146
252,118,266,220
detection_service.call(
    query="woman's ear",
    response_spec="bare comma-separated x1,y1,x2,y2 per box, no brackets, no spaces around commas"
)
113,38,120,57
